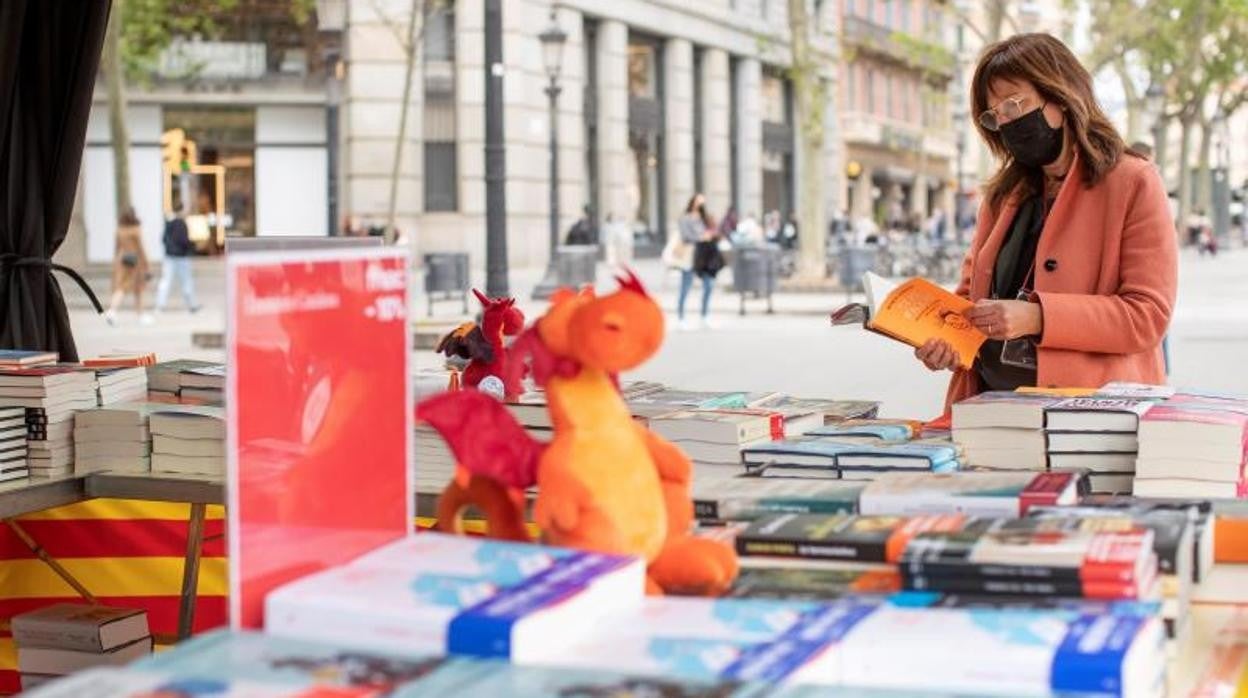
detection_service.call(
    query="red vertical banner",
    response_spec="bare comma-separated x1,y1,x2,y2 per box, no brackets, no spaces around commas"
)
227,249,412,630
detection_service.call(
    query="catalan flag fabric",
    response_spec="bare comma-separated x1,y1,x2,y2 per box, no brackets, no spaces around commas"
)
0,499,226,694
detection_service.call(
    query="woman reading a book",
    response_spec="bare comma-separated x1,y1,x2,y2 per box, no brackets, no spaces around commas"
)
915,34,1176,402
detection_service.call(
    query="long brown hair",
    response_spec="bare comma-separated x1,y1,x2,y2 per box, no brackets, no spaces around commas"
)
971,33,1137,213
118,207,140,227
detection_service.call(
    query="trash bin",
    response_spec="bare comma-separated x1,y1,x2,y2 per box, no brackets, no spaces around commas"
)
555,245,598,288
732,245,778,315
838,246,878,295
423,252,470,315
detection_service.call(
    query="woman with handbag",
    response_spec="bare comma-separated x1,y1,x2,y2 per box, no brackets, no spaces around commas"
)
104,207,153,326
667,194,720,330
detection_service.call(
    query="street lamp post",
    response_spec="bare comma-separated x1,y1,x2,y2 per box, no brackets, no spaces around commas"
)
484,0,509,296
531,9,568,300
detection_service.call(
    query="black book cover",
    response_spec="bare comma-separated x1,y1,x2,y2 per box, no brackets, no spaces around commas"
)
1027,507,1191,576
902,574,1085,597
900,558,1083,582
735,513,904,563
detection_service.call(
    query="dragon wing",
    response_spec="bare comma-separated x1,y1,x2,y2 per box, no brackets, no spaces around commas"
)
415,390,544,489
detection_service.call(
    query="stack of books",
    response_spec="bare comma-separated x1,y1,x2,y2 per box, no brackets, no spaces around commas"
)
90,367,149,406
1026,504,1198,646
741,437,959,479
178,365,225,405
73,405,155,475
650,410,783,467
146,359,217,402
1,367,98,476
0,405,28,482
732,512,965,571
1135,392,1248,498
900,517,1158,600
12,604,152,691
0,350,57,369
150,405,226,476
264,532,645,662
1044,396,1155,493
951,391,1059,470
857,470,1085,517
82,352,157,368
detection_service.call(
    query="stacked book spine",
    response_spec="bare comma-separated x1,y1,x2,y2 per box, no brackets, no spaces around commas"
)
0,406,28,482
950,391,1058,470
1044,397,1155,494
150,407,226,476
74,406,154,475
0,368,98,478
1134,392,1248,498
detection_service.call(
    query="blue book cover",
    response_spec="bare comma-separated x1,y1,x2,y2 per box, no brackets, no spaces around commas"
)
807,424,912,442
744,438,959,470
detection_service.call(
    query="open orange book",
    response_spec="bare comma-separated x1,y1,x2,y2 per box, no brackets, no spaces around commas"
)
830,272,986,370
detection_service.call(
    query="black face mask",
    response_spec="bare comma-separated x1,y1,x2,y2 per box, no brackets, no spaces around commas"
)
999,107,1064,168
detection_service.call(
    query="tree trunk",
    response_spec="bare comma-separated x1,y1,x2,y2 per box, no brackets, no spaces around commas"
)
385,0,423,245
788,0,827,279
103,0,132,216
1175,113,1195,239
1153,113,1171,183
1112,58,1142,142
1195,117,1214,215
985,0,1008,43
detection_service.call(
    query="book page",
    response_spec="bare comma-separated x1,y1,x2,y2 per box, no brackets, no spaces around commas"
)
868,278,986,369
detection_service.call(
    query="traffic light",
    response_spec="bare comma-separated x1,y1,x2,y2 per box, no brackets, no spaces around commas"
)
160,128,197,174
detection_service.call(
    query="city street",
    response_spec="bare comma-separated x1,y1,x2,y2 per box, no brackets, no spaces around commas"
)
65,247,1248,420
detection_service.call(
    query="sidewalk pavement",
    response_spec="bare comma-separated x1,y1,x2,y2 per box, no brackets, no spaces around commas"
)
60,247,1248,420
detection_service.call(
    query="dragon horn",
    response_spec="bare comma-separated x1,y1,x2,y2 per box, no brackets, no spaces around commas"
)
616,268,649,296
472,288,490,306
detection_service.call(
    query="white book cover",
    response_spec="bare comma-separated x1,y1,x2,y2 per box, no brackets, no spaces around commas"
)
550,598,879,687
265,533,645,664
837,605,1165,697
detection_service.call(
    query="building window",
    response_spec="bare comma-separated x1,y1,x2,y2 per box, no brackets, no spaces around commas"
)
584,19,600,227
866,67,876,115
693,46,705,194
846,63,857,113
760,68,794,219
627,34,666,254
423,2,457,212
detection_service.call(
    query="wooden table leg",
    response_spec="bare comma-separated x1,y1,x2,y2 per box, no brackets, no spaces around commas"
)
176,503,207,641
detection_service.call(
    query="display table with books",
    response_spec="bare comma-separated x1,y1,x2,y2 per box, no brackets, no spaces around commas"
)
12,257,1248,698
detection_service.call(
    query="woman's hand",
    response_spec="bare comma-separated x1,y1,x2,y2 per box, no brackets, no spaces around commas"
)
915,338,961,372
963,300,1043,341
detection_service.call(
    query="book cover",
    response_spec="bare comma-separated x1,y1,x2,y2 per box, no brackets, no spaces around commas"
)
264,533,644,663
864,275,985,370
0,350,58,367
742,438,958,471
837,605,1165,696
736,513,967,564
693,478,862,522
18,636,152,675
11,604,149,653
952,391,1061,430
859,471,1083,518
1045,397,1155,432
228,248,413,630
806,424,912,443
728,567,901,600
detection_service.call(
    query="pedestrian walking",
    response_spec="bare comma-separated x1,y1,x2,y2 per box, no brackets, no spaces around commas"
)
915,33,1176,405
602,212,634,267
154,214,202,314
104,207,152,326
667,193,719,330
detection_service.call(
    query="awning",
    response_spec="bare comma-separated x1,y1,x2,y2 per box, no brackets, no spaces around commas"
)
0,0,111,361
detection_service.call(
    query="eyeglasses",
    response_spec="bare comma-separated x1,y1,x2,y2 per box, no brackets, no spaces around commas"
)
979,95,1040,132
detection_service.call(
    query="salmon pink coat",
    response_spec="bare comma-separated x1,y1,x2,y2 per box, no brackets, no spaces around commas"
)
946,153,1178,406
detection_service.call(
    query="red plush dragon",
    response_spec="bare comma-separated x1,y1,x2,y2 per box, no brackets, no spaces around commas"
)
416,273,739,595
434,289,526,399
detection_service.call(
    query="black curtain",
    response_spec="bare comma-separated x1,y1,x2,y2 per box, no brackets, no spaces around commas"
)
0,1,111,362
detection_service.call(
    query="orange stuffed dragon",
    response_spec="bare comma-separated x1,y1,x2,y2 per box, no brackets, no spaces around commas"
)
416,272,738,595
